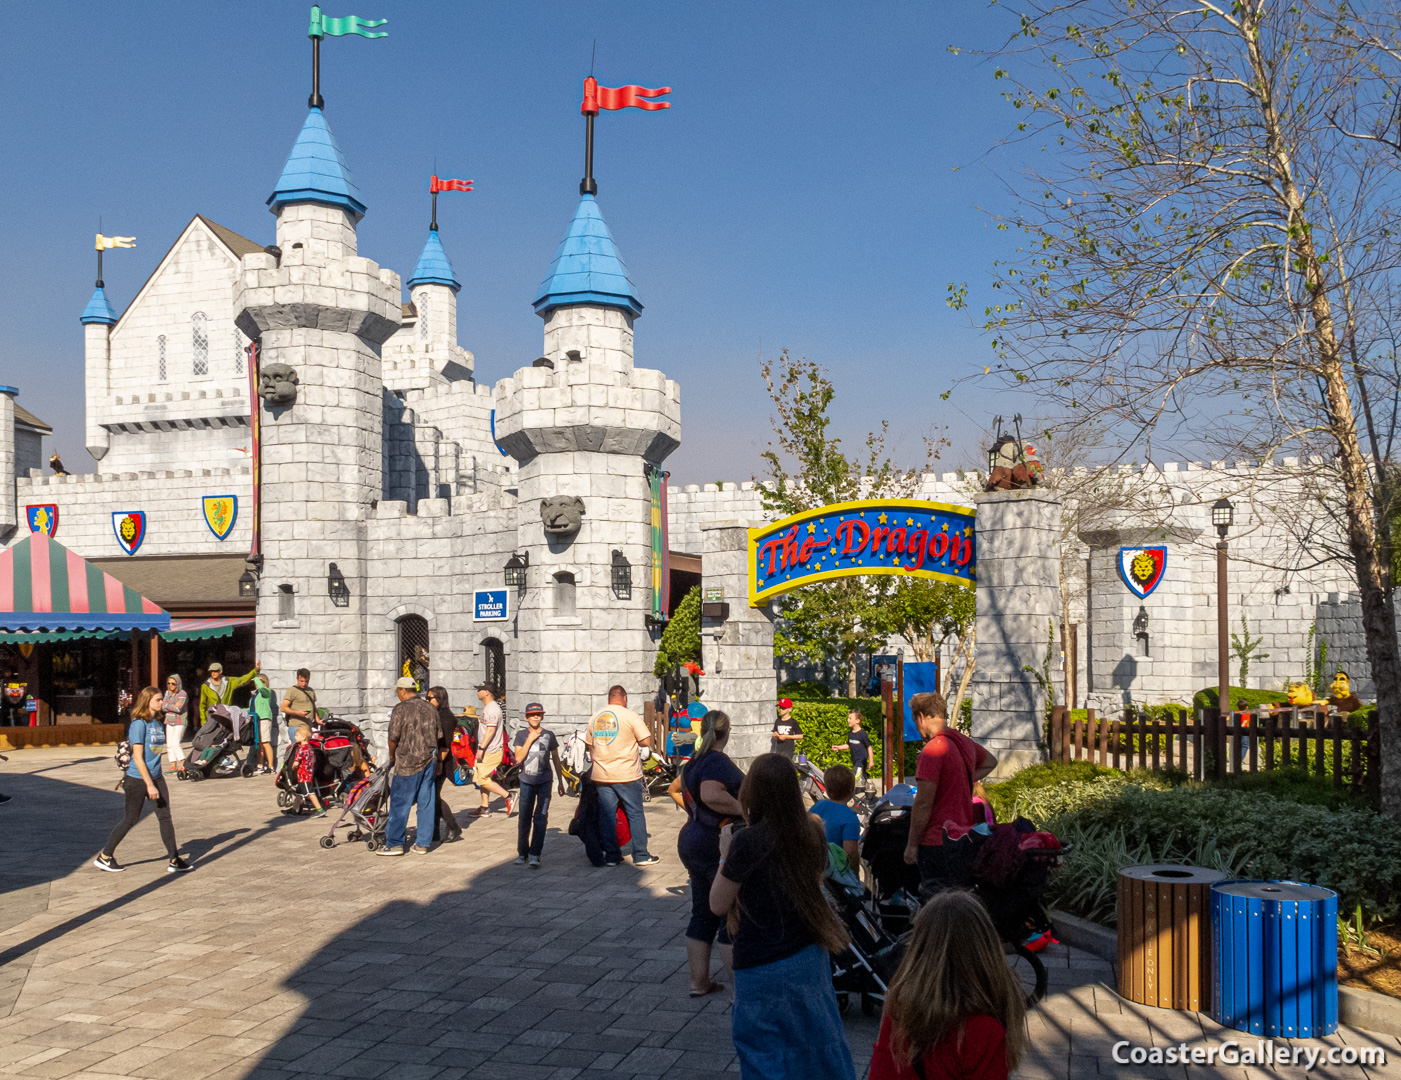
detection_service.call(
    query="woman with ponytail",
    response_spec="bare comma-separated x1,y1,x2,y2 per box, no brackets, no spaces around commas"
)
674,709,744,997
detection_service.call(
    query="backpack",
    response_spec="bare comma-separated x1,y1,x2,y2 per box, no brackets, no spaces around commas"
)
113,740,132,789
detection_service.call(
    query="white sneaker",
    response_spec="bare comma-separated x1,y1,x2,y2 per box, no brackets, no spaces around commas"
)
514,855,527,865
528,856,540,869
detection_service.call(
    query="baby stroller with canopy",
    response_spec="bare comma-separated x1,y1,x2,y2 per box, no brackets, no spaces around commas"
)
825,845,905,1017
861,785,1066,1003
275,715,370,811
185,704,252,780
319,761,392,850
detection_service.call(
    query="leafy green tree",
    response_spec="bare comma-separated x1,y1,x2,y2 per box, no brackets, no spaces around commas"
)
757,350,939,695
653,586,701,678
887,578,974,663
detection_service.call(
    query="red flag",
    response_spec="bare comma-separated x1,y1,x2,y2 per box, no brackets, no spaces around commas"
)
581,75,671,115
430,175,473,194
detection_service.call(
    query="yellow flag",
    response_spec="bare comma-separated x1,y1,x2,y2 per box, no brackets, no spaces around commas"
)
95,234,136,250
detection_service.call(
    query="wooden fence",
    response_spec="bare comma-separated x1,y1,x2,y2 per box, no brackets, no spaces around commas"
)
1048,705,1381,795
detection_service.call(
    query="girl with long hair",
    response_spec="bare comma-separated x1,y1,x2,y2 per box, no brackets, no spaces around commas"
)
427,686,463,843
710,753,855,1080
672,710,744,997
869,891,1027,1080
95,686,192,874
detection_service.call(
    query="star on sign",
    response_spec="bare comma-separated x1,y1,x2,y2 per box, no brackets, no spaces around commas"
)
807,522,816,534
878,513,888,524
906,517,914,527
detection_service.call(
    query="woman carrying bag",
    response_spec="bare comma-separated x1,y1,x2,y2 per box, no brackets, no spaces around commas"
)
710,753,855,1080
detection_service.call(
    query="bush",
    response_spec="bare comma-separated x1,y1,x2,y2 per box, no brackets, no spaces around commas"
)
1013,777,1401,927
1193,686,1288,712
983,760,1173,822
779,680,831,700
791,698,923,777
652,587,701,677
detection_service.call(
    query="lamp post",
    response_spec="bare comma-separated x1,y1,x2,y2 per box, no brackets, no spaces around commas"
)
1212,498,1234,777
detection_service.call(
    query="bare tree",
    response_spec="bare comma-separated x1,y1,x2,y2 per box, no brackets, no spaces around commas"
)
952,1,1401,812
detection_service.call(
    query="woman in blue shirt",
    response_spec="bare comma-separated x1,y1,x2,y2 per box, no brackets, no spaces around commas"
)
95,686,192,874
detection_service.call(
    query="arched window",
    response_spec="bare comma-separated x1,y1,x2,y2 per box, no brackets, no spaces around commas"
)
483,638,505,699
192,311,209,375
553,571,577,617
233,330,243,375
418,292,430,340
396,614,430,688
157,335,167,381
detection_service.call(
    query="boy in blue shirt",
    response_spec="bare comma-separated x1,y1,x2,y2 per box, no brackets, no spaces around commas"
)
809,764,861,865
95,686,192,874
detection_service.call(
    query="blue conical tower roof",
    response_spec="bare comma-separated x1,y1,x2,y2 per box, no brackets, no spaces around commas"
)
532,195,642,319
80,286,117,325
267,107,366,218
407,228,461,292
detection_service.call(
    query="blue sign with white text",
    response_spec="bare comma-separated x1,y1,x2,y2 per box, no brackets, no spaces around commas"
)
473,589,510,622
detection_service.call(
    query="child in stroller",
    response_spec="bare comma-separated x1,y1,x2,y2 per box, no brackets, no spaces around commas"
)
319,761,393,850
275,715,370,812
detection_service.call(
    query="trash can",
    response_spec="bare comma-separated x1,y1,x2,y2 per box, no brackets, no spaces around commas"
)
1117,864,1228,1010
1210,880,1338,1037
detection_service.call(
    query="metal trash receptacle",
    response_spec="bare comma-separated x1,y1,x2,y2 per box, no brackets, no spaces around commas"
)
1117,864,1228,1010
1211,879,1338,1037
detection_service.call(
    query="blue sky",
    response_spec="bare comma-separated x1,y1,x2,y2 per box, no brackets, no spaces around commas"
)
0,1,1034,483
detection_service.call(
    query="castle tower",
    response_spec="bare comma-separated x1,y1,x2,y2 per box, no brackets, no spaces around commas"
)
235,105,400,722
383,227,475,392
81,283,117,462
407,230,461,355
495,193,679,719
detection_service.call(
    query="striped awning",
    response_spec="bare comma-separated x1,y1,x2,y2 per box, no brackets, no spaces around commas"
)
0,532,170,641
162,616,255,642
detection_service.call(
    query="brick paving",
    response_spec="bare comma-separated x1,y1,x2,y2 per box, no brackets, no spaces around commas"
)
0,747,1396,1079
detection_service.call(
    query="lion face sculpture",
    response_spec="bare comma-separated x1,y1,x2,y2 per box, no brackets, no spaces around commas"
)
540,496,585,537
258,363,299,405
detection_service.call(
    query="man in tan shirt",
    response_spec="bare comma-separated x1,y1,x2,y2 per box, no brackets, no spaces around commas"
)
584,685,659,866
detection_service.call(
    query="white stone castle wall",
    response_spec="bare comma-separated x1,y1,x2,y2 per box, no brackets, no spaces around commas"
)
5,467,252,558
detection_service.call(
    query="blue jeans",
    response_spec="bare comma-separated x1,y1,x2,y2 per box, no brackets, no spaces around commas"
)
386,760,436,849
733,944,855,1080
517,780,552,857
596,778,650,862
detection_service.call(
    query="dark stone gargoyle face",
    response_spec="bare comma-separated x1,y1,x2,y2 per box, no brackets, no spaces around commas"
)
540,495,585,537
259,363,299,405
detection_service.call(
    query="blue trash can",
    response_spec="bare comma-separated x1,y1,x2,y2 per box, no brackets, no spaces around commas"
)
1210,880,1338,1037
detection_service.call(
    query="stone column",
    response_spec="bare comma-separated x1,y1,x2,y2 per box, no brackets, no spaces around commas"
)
970,489,1063,776
0,388,15,541
700,521,777,766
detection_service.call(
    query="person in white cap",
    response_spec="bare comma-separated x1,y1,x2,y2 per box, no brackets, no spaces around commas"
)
379,678,445,856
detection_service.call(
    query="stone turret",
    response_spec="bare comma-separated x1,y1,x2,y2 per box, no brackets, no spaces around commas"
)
496,194,679,719
384,227,474,391
81,284,116,461
236,105,401,723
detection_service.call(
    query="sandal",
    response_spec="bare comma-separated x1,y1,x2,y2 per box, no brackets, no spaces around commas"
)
689,981,726,998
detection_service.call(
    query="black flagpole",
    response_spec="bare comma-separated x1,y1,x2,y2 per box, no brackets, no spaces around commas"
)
310,36,324,109
580,113,597,196
96,248,103,289
431,189,438,232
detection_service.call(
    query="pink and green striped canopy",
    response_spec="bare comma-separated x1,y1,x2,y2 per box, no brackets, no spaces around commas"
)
0,531,169,641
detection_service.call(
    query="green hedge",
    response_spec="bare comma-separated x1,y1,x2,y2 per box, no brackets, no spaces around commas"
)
1193,686,1289,711
1008,773,1401,927
792,699,922,776
779,680,831,699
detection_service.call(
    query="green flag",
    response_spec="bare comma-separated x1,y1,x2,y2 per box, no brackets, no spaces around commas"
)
308,5,387,39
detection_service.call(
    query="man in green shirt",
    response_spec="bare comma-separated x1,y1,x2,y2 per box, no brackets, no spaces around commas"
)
197,661,259,727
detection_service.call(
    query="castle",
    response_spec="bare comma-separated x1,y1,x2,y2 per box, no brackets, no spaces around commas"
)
0,93,1381,742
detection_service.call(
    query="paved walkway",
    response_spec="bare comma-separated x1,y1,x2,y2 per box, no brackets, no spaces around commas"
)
0,747,1394,1079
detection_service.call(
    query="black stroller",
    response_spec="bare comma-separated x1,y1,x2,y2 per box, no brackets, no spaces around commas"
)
275,716,370,812
184,704,252,780
640,752,679,802
861,785,1064,1004
826,855,905,1017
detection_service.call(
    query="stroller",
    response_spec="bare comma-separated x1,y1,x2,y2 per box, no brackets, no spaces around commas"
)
861,785,1065,1004
826,846,905,1017
185,704,252,780
275,716,370,812
640,751,679,802
797,755,828,804
557,728,589,797
319,761,392,850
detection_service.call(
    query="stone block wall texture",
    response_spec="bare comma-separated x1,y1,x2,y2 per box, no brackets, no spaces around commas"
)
700,521,777,765
971,489,1063,774
0,392,14,540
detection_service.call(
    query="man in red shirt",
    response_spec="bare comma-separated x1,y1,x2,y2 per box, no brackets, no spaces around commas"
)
902,691,998,899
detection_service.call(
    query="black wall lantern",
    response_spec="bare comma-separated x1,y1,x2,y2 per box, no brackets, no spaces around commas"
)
238,567,258,598
327,563,350,608
611,550,632,600
504,552,529,591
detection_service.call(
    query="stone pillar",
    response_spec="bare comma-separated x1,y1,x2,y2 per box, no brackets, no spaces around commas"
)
0,387,15,541
84,322,111,461
700,521,777,766
970,489,1063,776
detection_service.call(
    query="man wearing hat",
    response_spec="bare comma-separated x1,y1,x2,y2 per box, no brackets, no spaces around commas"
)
197,660,259,728
471,684,515,818
771,698,803,760
379,678,445,856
